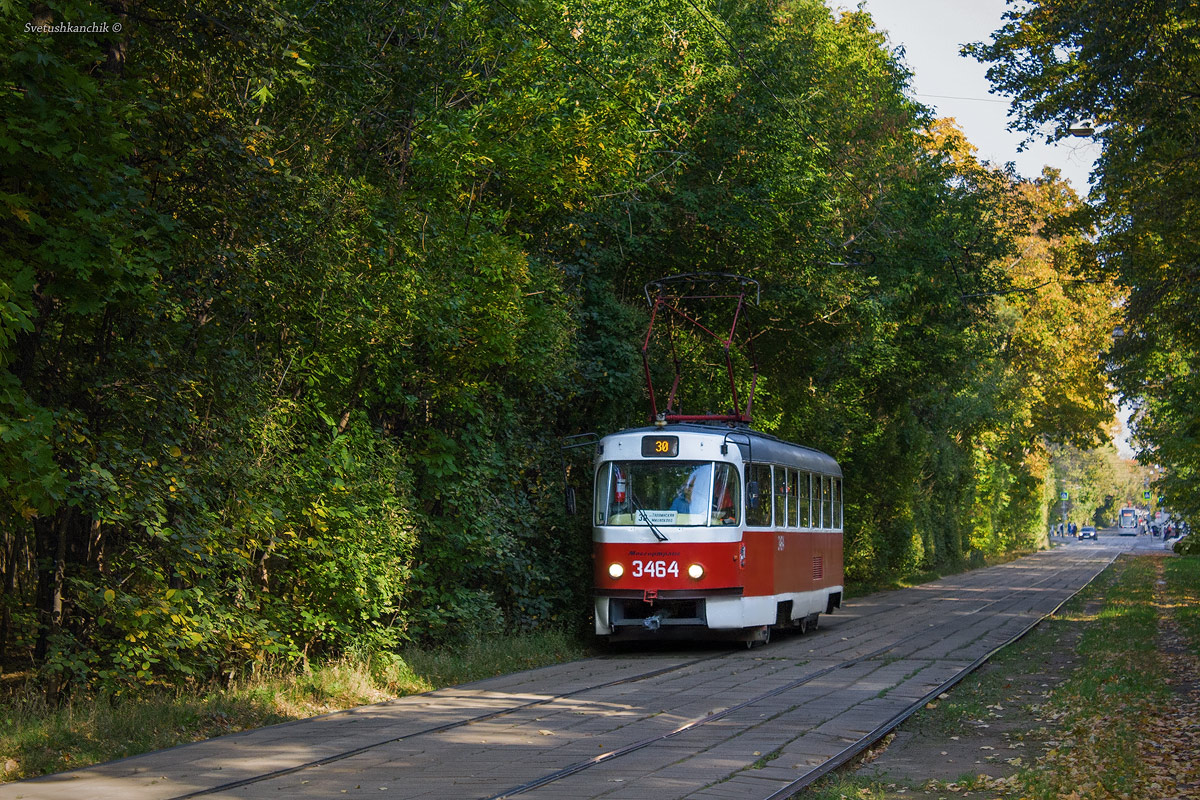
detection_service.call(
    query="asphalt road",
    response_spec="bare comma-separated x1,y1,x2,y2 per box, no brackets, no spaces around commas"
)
1058,525,1178,551
3,540,1138,800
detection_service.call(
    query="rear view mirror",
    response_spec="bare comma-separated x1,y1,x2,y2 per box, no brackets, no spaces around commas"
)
747,480,760,509
565,485,577,516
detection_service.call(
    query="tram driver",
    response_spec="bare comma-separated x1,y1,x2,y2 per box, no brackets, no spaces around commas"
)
670,469,710,520
670,474,696,514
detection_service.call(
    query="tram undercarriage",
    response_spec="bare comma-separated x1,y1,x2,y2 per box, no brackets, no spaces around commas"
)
596,588,840,642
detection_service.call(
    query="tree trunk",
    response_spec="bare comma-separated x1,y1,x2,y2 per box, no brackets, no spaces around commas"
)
0,530,17,657
33,509,73,661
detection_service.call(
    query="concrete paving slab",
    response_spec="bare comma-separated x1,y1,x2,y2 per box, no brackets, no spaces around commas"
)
1,547,1120,800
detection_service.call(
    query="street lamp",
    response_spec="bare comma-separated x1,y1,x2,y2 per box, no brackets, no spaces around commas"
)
1069,119,1096,137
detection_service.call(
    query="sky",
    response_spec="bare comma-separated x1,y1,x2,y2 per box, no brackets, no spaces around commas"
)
843,0,1101,194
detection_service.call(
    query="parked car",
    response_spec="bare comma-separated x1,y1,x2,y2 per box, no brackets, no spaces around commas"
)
1079,525,1097,540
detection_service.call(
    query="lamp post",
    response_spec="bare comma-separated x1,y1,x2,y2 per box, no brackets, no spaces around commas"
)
1152,464,1163,523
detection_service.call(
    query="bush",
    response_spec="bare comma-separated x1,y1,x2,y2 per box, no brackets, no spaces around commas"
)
1173,536,1199,555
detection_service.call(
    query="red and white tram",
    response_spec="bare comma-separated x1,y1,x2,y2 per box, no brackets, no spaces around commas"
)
592,423,843,643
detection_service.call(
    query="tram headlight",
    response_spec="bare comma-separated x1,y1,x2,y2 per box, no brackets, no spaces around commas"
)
687,563,704,580
608,563,624,579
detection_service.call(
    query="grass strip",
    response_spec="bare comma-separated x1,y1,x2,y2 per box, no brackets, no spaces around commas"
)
1008,555,1166,799
808,554,1172,800
1165,555,1200,655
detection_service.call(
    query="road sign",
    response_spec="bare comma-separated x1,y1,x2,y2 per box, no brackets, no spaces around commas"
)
1144,491,1151,500
1060,491,1068,500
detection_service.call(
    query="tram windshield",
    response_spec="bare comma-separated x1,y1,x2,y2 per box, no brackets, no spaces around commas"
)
595,461,740,527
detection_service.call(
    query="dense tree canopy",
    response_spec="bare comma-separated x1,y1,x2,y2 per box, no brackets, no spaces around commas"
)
967,0,1200,522
0,0,1117,690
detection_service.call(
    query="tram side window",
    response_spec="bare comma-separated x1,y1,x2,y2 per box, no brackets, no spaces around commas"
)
711,463,740,525
834,478,843,528
787,469,799,527
814,474,824,528
815,475,823,529
823,475,834,529
773,466,788,528
798,472,811,528
745,463,772,527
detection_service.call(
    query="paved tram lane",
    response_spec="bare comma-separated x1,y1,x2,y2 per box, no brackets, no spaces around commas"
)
3,543,1126,800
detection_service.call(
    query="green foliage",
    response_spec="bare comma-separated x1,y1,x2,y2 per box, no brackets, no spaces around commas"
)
1174,536,1200,556
0,0,1122,692
1048,442,1143,528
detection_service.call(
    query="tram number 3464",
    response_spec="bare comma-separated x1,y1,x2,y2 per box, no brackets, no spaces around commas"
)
631,560,679,578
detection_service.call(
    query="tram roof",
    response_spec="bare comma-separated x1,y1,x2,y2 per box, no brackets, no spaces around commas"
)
602,424,841,477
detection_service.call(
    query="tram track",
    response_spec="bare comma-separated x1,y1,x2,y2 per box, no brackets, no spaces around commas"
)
163,560,1070,799
8,547,1116,800
212,551,1104,800
483,547,1117,799
165,652,734,800
484,639,930,800
756,545,1123,800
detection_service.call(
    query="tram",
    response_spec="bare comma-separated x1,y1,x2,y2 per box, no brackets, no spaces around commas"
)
584,274,844,644
591,424,844,643
1118,507,1138,535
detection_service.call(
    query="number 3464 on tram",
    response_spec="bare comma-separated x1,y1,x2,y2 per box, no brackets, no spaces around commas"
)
591,423,844,644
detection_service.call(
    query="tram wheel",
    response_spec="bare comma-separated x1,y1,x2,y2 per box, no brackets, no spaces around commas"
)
744,625,771,649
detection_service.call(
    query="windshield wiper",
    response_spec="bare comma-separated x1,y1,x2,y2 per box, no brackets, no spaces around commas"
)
629,491,669,542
